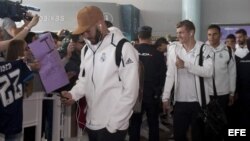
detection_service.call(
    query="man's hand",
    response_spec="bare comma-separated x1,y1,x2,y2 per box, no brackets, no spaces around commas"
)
67,71,77,79
162,101,170,113
28,60,40,71
176,55,185,69
60,91,75,106
228,95,234,106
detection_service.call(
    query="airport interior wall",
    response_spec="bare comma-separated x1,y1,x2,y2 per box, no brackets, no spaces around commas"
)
24,0,250,40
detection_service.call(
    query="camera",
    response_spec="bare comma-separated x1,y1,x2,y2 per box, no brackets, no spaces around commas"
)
0,0,40,22
59,30,80,42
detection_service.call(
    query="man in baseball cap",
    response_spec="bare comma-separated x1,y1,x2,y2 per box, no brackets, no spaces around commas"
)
61,6,140,141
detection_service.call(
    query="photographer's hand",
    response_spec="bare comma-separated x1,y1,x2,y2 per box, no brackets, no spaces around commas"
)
27,14,39,29
66,42,75,59
0,15,39,52
61,41,75,66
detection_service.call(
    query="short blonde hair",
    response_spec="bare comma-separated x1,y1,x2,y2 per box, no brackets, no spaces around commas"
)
176,20,195,32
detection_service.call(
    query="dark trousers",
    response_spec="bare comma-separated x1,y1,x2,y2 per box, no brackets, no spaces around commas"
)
210,94,229,141
238,92,250,129
210,94,229,113
173,102,203,141
129,102,159,141
86,128,127,141
41,97,53,141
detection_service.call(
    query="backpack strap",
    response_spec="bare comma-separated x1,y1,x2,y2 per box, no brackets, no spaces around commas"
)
84,37,128,67
198,44,206,109
226,46,232,65
115,38,128,67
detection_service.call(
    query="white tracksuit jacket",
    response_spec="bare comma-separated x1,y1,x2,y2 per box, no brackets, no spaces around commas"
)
70,28,139,133
162,41,214,105
210,42,236,96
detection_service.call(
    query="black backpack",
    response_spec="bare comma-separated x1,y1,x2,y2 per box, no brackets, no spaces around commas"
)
226,46,233,65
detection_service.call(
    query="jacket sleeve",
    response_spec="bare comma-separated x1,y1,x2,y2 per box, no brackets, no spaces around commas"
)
69,47,86,101
107,42,139,133
228,50,236,96
184,45,214,78
162,46,175,102
157,52,167,92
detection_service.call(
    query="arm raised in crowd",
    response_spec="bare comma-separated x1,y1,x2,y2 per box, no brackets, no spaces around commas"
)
0,15,39,52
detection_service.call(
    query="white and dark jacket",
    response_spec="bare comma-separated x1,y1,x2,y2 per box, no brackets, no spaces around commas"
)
210,42,236,96
162,41,214,105
69,28,139,133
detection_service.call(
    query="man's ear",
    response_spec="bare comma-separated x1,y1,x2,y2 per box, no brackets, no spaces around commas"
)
97,21,103,33
96,20,102,29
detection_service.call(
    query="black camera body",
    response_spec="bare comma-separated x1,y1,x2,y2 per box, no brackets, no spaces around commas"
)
0,0,40,22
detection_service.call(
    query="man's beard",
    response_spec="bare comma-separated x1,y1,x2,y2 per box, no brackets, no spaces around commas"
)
93,27,102,45
238,40,245,46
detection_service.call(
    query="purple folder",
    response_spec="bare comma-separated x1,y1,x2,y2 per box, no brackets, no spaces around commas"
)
28,33,69,93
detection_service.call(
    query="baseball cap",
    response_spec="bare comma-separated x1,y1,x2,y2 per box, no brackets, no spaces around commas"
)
73,6,104,35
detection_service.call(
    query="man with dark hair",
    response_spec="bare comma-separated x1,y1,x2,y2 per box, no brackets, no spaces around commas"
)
236,29,247,37
235,35,250,130
235,29,248,58
208,24,221,32
154,37,169,54
207,24,236,140
226,34,236,52
162,20,214,141
137,26,152,39
129,26,166,141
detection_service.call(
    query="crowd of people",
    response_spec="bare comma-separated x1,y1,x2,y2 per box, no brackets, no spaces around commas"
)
1,5,250,141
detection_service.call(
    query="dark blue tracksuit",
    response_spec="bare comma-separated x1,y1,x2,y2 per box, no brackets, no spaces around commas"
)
129,43,166,141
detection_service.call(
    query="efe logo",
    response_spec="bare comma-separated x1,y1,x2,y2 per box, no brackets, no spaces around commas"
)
228,129,246,136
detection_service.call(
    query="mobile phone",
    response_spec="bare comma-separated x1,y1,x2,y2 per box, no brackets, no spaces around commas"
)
57,93,69,99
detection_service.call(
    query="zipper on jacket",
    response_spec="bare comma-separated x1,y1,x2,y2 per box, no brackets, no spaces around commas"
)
88,38,106,89
92,52,96,90
87,38,105,124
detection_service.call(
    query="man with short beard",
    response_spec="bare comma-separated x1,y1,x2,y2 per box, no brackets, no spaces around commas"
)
61,6,139,141
235,29,248,58
235,29,250,130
